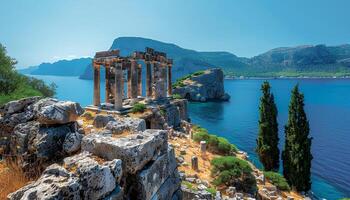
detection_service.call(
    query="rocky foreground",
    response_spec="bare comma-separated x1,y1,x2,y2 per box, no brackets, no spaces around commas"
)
0,97,184,200
173,68,230,102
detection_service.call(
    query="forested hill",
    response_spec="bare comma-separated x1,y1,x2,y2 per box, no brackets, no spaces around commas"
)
20,37,350,79
79,37,247,80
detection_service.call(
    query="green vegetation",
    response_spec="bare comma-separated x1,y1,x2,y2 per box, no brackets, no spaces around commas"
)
256,81,280,171
172,93,182,99
192,125,237,155
282,85,312,192
0,44,56,106
131,103,146,113
172,70,205,88
205,187,217,196
182,181,196,191
160,108,166,116
263,171,290,191
211,156,256,194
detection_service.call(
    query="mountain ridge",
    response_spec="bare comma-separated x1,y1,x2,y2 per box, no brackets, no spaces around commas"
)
20,37,350,79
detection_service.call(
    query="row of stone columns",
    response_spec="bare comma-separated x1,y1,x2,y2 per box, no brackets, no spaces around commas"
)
93,61,173,109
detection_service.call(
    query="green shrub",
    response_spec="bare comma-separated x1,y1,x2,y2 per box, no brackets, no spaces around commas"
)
182,181,196,191
211,156,256,194
0,43,56,106
172,93,182,99
192,125,237,155
172,70,205,88
206,187,217,196
192,70,205,76
263,171,290,191
131,103,146,113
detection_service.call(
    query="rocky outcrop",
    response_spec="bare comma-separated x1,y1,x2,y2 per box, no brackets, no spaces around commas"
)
105,117,146,134
4,97,184,200
8,152,123,200
0,97,84,173
173,68,230,102
34,99,84,125
139,98,189,130
82,129,168,174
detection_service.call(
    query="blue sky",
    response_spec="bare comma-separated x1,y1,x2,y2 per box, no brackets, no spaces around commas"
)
1,0,349,67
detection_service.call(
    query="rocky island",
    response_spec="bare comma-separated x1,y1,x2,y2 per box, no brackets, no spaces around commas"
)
172,68,230,102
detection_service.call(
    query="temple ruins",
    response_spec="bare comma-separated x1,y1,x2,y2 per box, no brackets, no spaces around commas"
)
92,47,173,110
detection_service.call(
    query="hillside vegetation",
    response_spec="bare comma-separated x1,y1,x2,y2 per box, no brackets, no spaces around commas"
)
0,44,56,106
20,37,350,79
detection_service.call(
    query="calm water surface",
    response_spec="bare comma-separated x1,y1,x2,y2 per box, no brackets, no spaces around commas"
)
31,75,350,199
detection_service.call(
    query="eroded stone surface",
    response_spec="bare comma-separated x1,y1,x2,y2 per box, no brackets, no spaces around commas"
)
63,132,83,154
34,99,84,125
8,164,80,200
93,114,116,128
105,117,146,134
135,147,178,200
82,129,168,174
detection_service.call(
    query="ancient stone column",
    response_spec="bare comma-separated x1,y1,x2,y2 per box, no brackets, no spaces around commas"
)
146,61,152,98
130,60,138,98
167,65,172,96
200,141,207,154
105,65,111,103
114,62,123,110
137,64,142,97
160,64,167,98
127,65,132,98
191,156,198,171
152,62,164,99
93,63,100,106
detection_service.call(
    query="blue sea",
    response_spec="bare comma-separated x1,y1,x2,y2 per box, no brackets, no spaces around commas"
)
30,75,350,199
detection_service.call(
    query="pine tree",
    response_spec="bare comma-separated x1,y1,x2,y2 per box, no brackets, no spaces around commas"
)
282,85,313,192
256,81,280,171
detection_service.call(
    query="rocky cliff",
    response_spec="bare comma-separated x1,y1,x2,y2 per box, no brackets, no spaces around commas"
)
173,68,230,102
0,97,182,200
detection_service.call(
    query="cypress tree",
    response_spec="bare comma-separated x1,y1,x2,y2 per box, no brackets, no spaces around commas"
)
256,81,280,171
282,85,313,192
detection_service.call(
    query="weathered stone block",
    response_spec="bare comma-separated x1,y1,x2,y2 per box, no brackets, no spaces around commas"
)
134,147,177,200
8,164,80,200
82,129,168,174
34,99,84,125
93,114,116,128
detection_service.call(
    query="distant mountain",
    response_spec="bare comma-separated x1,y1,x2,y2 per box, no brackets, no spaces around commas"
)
79,37,247,80
20,58,92,76
21,37,350,79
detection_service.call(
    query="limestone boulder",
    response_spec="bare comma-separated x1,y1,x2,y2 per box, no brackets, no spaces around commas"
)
64,152,122,200
9,152,123,200
93,114,116,128
133,147,178,200
63,132,83,154
10,121,76,161
0,96,41,115
105,117,146,134
8,164,80,200
34,98,84,125
82,129,168,174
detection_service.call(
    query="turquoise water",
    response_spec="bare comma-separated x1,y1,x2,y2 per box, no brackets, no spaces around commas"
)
31,75,350,199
